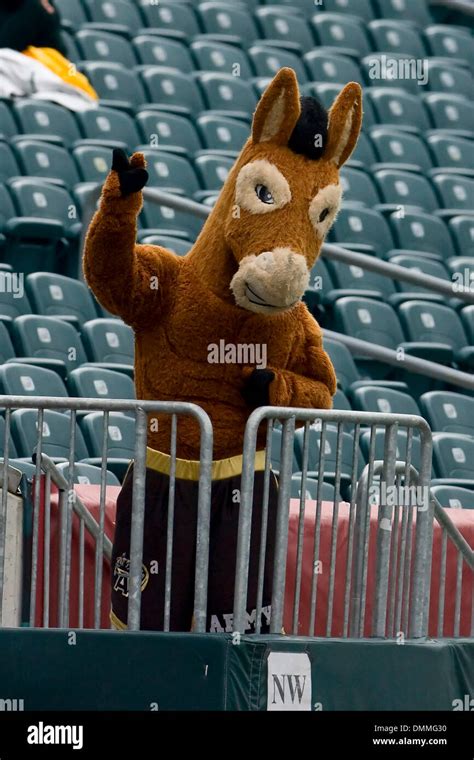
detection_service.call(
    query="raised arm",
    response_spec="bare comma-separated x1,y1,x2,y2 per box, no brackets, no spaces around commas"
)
83,150,179,330
242,308,336,410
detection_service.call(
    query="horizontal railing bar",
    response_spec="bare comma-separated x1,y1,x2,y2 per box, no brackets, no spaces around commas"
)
432,495,474,571
324,329,474,391
0,396,211,419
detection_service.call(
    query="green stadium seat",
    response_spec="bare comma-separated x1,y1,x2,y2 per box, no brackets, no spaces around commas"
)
61,31,81,63
323,336,409,396
432,433,474,483
269,427,300,476
68,366,135,402
82,318,134,367
0,362,68,400
332,207,394,257
311,13,372,57
352,386,420,416
332,296,405,351
139,1,200,39
368,20,426,58
290,475,336,502
197,2,259,43
419,391,474,437
398,300,473,368
426,62,473,99
349,131,377,168
370,128,432,173
13,140,80,188
194,154,233,193
248,45,308,83
11,409,89,461
448,258,474,293
366,88,431,132
77,107,141,149
448,218,474,257
431,485,474,510
191,40,253,78
80,63,147,109
255,7,315,53
460,305,474,344
55,0,89,29
12,315,88,377
8,179,80,238
389,210,455,260
85,0,144,33
140,150,200,195
137,111,202,155
325,259,397,302
388,254,451,303
424,95,474,135
304,51,363,88
0,141,20,183
0,322,16,365
373,169,438,212
362,53,424,95
432,175,474,214
12,100,82,146
426,134,474,173
425,25,473,68
76,29,137,67
140,67,204,115
56,461,121,487
340,167,380,207
134,34,194,70
323,0,375,22
333,388,352,411
26,273,98,327
196,73,258,117
0,102,18,140
80,411,135,480
374,0,432,27
294,426,360,491
359,428,421,471
304,256,334,313
139,235,191,256
140,199,203,240
196,114,249,153
0,282,33,320
73,145,113,183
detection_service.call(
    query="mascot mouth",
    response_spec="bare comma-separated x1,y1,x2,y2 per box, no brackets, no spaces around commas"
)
244,281,299,310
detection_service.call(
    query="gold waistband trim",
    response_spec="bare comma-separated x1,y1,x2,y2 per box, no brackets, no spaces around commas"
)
145,447,267,481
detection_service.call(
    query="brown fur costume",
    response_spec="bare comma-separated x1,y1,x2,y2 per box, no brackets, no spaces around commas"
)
83,69,362,460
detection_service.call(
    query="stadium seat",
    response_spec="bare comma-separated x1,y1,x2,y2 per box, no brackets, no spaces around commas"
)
419,391,474,437
72,145,113,183
255,7,315,53
0,283,34,321
11,409,89,461
197,2,259,43
12,100,82,146
290,475,336,502
26,273,98,327
349,131,377,168
79,63,147,109
248,45,308,83
323,0,375,21
85,0,145,34
424,95,474,135
194,155,233,193
80,411,135,479
294,426,360,492
8,178,80,241
424,25,473,68
340,167,380,207
351,386,420,416
332,296,405,351
325,259,397,302
0,417,18,459
361,54,422,95
388,254,451,303
77,107,142,150
196,73,258,117
461,305,474,344
331,207,394,257
304,51,363,88
56,461,121,487
12,140,80,188
269,427,300,475
367,20,426,58
398,300,473,368
431,485,474,510
312,13,372,57
68,366,135,402
191,40,253,78
139,0,201,39
426,62,473,99
374,0,432,27
12,315,88,377
196,114,249,153
139,236,191,256
366,88,430,132
432,433,474,484
332,388,352,412
0,102,18,141
370,128,432,173
0,363,68,400
140,67,204,115
55,0,89,29
389,210,455,260
140,150,201,195
359,428,422,472
140,200,203,240
0,322,16,365
134,34,194,71
432,175,474,214
81,318,134,370
427,134,474,174
373,169,438,213
323,336,409,396
0,142,20,184
76,29,137,68
137,111,202,155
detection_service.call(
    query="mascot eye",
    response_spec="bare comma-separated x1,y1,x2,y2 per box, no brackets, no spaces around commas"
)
319,207,330,223
255,184,274,205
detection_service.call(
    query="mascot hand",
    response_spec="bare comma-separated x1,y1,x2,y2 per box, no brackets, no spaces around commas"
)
241,369,275,408
112,148,149,197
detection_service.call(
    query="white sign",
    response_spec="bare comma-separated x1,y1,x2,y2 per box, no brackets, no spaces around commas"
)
267,652,311,711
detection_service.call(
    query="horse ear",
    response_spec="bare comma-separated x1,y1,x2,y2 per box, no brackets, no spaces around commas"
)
252,68,301,146
325,82,362,168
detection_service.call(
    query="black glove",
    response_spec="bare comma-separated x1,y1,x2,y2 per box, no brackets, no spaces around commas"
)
241,369,275,408
112,148,148,197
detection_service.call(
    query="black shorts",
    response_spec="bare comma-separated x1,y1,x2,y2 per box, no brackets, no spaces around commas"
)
111,450,278,633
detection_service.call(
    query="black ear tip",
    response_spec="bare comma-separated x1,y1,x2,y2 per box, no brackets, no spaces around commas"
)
288,96,328,161
112,148,130,171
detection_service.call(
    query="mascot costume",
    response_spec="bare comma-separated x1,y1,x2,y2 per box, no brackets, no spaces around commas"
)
83,68,362,633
